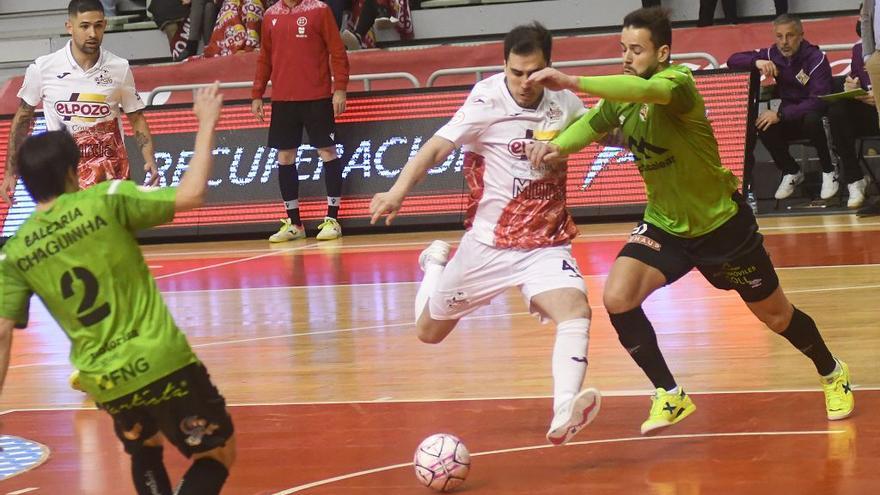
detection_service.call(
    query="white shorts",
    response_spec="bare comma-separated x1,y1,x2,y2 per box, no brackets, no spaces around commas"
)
428,232,587,323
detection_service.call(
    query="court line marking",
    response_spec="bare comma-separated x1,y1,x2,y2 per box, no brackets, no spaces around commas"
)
9,277,880,369
140,219,880,262
2,387,877,416
155,262,880,293
6,488,40,495
269,429,845,494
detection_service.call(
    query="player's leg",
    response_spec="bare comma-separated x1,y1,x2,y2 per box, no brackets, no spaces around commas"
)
160,363,236,495
176,436,237,495
606,223,697,434
743,271,853,420
696,193,853,420
520,246,598,445
268,102,306,242
415,234,510,344
306,98,344,241
105,406,173,495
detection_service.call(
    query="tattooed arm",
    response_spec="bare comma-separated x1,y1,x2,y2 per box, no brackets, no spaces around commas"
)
1,99,36,204
126,110,160,186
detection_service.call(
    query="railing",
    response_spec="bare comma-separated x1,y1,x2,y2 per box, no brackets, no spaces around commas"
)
145,72,420,106
426,52,721,87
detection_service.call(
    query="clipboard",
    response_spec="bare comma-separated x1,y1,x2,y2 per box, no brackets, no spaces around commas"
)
819,88,869,102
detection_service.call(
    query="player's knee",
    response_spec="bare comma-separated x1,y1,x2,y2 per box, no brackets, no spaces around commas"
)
603,291,636,316
277,150,296,164
760,309,792,333
417,326,445,344
197,436,236,470
317,147,338,162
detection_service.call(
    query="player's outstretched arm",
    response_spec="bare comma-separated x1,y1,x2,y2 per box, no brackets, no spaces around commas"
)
126,110,160,186
174,83,223,212
1,100,36,205
0,318,14,394
369,136,456,226
529,68,674,105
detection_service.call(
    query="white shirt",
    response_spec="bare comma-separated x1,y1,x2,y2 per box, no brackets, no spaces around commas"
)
18,41,145,187
435,73,587,250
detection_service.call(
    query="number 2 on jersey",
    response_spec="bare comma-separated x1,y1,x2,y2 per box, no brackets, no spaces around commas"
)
60,267,111,326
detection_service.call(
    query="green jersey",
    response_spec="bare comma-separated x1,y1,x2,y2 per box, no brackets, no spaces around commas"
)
0,181,197,402
554,64,740,238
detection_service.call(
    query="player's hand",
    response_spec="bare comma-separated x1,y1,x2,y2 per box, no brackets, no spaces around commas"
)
526,68,578,92
755,60,778,79
332,90,347,117
844,75,861,92
194,82,223,128
369,190,404,226
755,109,780,131
251,98,264,123
0,174,16,205
143,160,160,187
526,141,563,167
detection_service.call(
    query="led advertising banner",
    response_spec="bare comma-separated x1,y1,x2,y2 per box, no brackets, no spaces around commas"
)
0,70,755,240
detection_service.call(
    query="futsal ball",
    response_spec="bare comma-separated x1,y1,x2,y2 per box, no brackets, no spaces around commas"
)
413,433,470,492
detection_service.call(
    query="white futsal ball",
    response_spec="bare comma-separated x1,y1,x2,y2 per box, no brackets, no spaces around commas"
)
413,433,470,492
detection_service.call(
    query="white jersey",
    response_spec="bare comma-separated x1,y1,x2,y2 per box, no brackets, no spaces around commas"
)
436,73,587,250
18,41,145,188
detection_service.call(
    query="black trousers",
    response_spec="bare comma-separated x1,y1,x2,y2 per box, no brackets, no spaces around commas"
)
758,111,834,175
775,0,788,15
828,99,877,184
698,0,738,26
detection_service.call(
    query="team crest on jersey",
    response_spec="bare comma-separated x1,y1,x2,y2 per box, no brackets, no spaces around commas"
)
639,103,650,122
546,101,563,123
94,67,113,86
55,93,112,122
795,69,809,85
297,16,307,36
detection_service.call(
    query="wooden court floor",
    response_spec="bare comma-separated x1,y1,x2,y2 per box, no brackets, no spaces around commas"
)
1,214,878,494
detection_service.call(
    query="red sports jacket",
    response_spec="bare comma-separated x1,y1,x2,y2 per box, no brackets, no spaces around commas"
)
252,0,350,102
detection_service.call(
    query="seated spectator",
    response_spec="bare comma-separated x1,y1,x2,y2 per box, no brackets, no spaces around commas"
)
341,0,413,50
728,14,835,200
203,0,264,58
828,18,875,208
177,0,221,60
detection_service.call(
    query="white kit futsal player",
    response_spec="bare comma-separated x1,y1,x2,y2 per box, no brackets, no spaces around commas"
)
370,22,601,445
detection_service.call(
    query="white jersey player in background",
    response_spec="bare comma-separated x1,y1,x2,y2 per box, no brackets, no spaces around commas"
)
2,0,158,205
370,22,601,446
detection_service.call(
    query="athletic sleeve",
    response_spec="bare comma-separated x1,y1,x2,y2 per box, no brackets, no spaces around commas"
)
0,251,31,329
577,72,693,113
104,180,177,232
120,65,146,114
17,63,42,107
434,89,496,147
252,12,274,99
552,99,618,155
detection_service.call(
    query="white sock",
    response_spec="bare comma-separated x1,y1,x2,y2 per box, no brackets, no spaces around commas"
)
414,263,444,324
552,318,590,412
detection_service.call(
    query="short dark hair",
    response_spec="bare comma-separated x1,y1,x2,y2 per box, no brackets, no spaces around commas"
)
504,22,552,63
68,0,104,17
623,7,673,51
773,13,803,32
17,131,80,202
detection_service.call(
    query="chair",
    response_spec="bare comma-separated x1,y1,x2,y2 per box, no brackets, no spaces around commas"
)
853,136,880,215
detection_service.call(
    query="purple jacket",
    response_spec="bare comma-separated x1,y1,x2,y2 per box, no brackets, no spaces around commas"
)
727,39,832,120
851,42,871,90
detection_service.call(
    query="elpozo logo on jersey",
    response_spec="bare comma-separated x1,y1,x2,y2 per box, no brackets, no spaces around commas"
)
55,93,112,122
